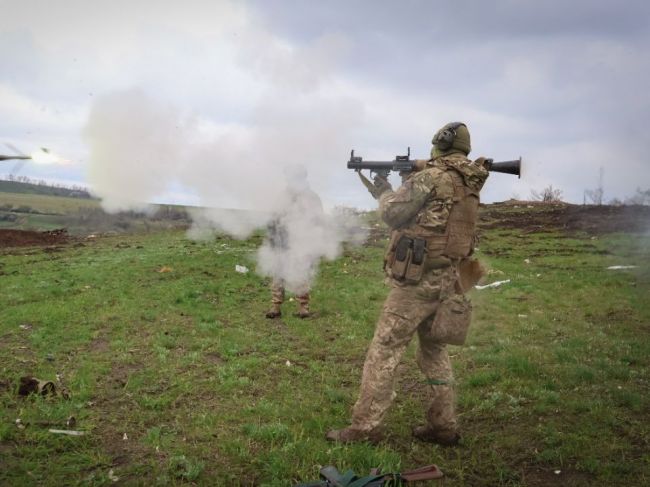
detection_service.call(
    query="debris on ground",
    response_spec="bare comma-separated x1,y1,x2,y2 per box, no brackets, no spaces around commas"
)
158,266,173,273
296,464,443,486
475,279,511,290
17,376,69,399
607,265,638,270
49,429,86,436
235,265,249,274
18,376,56,397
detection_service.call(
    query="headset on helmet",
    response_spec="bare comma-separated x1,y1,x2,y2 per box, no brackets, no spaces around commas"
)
432,122,466,151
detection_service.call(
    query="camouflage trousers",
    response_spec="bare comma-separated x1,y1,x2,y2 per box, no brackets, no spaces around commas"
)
351,265,460,434
271,279,310,306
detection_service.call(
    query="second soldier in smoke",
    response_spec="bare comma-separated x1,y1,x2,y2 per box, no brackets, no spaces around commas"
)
262,165,324,319
327,122,489,445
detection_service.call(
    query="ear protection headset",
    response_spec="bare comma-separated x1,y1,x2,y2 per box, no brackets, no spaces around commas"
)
432,122,466,151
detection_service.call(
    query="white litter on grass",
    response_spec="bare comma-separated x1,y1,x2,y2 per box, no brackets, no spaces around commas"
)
123,433,128,441
518,314,528,318
607,265,637,270
475,279,511,290
524,259,531,264
235,265,249,274
554,470,561,475
285,360,292,367
48,429,86,436
108,469,119,482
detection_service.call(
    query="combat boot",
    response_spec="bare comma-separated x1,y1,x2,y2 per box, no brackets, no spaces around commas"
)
265,303,282,319
297,302,310,319
412,425,460,447
325,426,383,444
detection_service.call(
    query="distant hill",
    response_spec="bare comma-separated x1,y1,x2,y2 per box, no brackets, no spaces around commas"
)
0,179,92,199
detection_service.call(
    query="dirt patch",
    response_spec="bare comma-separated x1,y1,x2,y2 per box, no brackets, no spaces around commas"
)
89,337,110,354
480,202,650,235
204,352,226,365
0,228,69,248
0,378,12,392
88,359,150,470
362,203,649,246
522,467,595,487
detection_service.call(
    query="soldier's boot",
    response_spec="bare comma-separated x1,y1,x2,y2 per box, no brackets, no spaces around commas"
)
412,425,460,447
266,282,285,319
296,293,310,318
325,426,383,444
265,303,282,319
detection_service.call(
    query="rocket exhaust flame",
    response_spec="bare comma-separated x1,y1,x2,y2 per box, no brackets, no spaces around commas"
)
30,148,69,165
1,146,69,165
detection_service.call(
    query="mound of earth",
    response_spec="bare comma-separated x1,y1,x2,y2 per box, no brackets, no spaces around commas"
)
0,228,69,248
480,202,650,235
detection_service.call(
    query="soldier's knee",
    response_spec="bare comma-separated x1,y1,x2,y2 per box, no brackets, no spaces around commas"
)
375,311,416,346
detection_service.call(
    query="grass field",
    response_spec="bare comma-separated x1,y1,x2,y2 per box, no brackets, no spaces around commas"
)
0,191,190,234
1,216,649,485
0,192,99,215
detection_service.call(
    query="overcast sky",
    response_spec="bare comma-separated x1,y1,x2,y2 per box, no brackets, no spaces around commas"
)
1,0,649,209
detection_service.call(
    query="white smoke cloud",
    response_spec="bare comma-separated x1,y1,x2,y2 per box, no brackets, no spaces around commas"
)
83,23,366,291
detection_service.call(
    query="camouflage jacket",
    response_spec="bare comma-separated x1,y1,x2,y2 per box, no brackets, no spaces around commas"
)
378,153,488,235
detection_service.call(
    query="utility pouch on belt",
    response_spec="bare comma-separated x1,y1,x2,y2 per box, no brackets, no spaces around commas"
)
431,294,472,345
389,236,427,283
391,236,412,280
404,237,427,283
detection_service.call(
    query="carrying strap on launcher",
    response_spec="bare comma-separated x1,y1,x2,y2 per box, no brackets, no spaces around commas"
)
295,464,443,487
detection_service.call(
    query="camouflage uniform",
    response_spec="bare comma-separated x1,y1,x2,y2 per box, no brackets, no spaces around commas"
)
328,131,489,444
270,279,310,311
265,186,323,319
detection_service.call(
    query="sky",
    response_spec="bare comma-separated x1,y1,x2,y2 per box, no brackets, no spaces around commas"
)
1,0,649,209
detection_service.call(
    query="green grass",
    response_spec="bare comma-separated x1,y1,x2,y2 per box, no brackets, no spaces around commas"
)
0,224,649,486
0,191,99,214
0,191,190,234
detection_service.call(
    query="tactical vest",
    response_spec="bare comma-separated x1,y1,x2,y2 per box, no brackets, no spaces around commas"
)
424,169,480,259
385,158,486,278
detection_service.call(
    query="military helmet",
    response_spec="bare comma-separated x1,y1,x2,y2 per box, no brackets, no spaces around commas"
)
431,122,471,155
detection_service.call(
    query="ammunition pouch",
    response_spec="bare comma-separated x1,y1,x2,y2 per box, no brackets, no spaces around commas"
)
386,235,428,283
431,294,472,345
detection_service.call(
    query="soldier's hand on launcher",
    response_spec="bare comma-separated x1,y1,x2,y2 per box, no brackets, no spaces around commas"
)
473,157,490,169
357,170,392,199
399,159,428,181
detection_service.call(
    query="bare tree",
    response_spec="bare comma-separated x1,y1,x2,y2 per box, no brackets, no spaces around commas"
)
625,188,650,205
585,167,604,205
531,185,563,203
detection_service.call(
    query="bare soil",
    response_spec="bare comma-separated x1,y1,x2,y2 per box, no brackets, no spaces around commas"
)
0,228,69,247
480,202,650,234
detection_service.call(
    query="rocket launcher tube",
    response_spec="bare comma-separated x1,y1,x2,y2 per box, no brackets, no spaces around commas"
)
348,150,522,179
